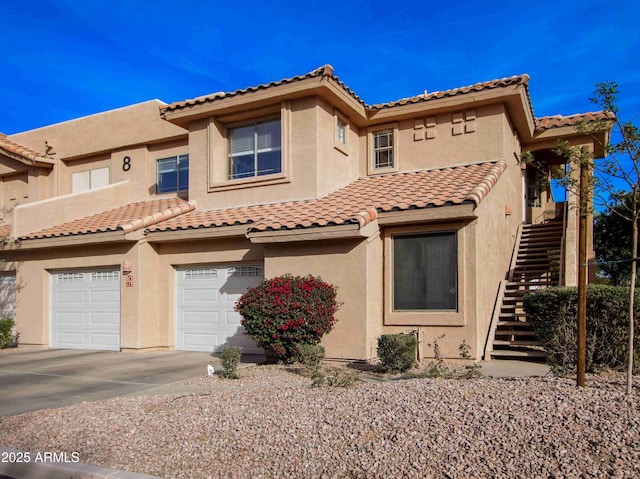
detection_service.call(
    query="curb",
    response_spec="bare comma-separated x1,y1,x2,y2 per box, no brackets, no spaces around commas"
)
0,446,163,479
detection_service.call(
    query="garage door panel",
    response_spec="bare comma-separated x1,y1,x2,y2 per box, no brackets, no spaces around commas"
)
90,312,119,325
89,333,120,348
90,290,119,303
57,291,86,304
182,310,219,326
56,332,86,346
183,288,219,302
51,270,120,351
183,332,220,350
176,265,263,354
55,312,85,325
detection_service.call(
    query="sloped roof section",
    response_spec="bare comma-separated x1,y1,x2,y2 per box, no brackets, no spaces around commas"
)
368,75,530,110
0,133,53,166
162,64,365,114
535,111,615,131
149,160,506,234
21,198,194,240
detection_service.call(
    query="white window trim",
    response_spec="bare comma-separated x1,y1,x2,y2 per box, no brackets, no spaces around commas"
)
367,123,399,175
72,166,110,194
334,110,349,156
208,102,291,192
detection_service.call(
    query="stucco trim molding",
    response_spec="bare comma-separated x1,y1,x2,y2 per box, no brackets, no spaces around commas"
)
11,231,130,250
248,220,379,243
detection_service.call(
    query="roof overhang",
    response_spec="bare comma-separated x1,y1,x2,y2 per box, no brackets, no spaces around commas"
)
162,75,368,129
366,84,536,140
10,231,132,250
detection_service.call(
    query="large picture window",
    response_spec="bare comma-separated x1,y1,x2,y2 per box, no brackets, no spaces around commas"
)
393,232,457,310
157,154,189,193
228,119,281,180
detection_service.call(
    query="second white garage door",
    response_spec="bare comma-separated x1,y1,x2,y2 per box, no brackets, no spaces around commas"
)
50,269,121,351
175,264,264,354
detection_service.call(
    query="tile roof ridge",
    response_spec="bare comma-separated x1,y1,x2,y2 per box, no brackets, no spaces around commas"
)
350,207,378,227
354,160,503,181
535,110,615,130
464,159,508,205
120,200,196,234
161,64,366,113
368,74,530,110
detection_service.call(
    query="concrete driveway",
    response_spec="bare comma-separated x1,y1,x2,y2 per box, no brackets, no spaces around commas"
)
0,348,253,417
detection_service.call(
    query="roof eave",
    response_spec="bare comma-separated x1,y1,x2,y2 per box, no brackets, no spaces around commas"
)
12,230,130,250
365,84,536,139
162,75,367,128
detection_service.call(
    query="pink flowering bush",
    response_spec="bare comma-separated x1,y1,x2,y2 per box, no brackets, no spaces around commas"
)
235,274,340,362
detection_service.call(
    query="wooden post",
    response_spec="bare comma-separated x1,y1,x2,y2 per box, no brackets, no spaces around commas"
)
577,159,589,387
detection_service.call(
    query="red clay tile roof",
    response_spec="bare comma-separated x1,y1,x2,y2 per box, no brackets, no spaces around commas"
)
0,133,53,165
149,160,506,234
162,67,531,117
162,65,365,114
21,198,194,240
369,75,530,110
535,111,615,131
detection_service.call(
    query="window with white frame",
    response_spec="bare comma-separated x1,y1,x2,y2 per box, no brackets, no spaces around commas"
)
72,167,109,193
393,232,457,310
228,119,281,180
336,117,347,145
157,154,189,193
373,128,394,169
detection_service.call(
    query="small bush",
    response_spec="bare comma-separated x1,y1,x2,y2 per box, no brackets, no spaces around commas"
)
297,343,325,370
524,285,640,374
377,334,417,373
235,274,340,362
219,345,242,379
0,318,18,349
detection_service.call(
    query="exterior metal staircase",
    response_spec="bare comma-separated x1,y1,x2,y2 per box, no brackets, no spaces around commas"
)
489,220,563,360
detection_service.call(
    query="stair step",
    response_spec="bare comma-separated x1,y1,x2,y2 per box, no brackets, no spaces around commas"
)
490,349,547,358
494,329,537,336
498,313,528,320
493,340,544,347
497,320,531,326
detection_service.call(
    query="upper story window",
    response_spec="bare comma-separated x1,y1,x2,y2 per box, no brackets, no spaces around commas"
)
72,166,109,193
228,119,281,180
373,128,394,169
336,118,347,145
157,154,189,194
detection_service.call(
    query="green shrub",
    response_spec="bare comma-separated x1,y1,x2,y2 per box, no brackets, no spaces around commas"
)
219,345,242,379
377,334,417,373
297,343,325,370
524,285,640,374
0,318,18,349
235,274,339,362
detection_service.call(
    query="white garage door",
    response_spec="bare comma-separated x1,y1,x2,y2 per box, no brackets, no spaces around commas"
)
175,264,264,354
50,269,121,350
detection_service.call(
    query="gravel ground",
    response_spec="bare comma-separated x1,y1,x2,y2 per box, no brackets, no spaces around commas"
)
0,365,639,479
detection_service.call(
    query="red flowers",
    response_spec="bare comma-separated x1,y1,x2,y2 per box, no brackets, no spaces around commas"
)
235,274,340,361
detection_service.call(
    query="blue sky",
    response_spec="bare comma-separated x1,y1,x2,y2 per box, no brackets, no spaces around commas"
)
1,0,638,135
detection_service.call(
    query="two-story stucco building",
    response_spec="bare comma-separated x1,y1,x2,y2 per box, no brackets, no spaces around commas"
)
0,65,611,361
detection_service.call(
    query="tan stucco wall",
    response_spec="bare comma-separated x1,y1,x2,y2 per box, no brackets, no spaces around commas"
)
264,237,377,361
13,181,131,238
9,101,186,161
